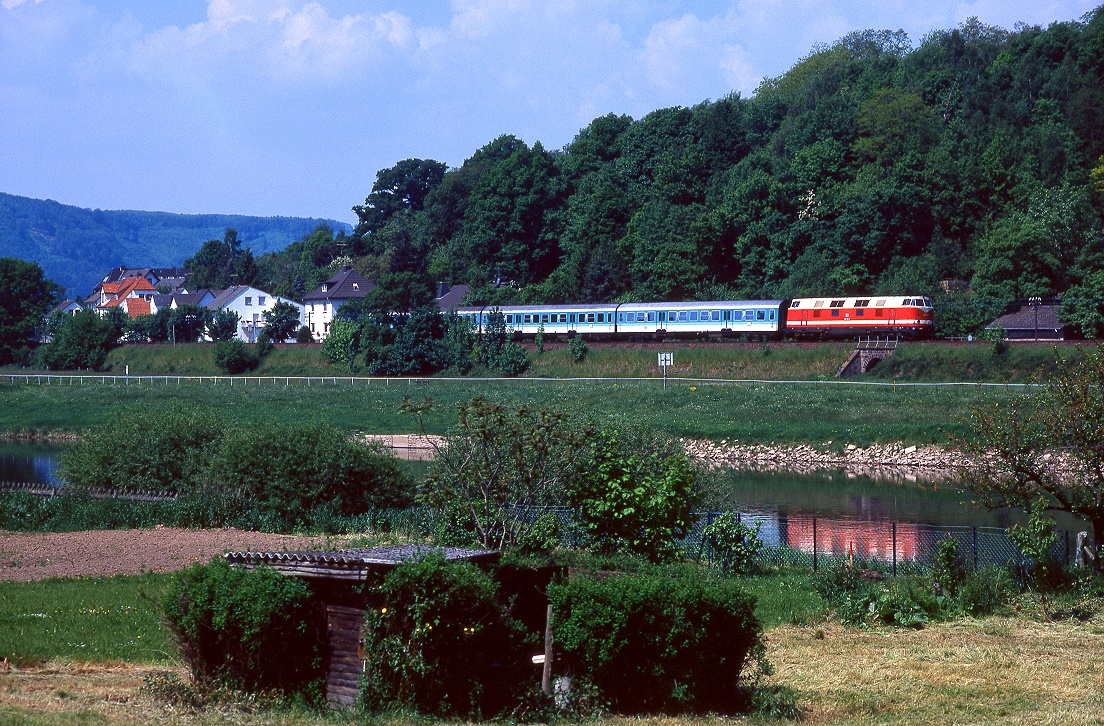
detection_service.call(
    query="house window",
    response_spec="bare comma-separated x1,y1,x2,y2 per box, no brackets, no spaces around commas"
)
245,297,252,306
352,283,359,291
258,296,266,305
321,284,328,292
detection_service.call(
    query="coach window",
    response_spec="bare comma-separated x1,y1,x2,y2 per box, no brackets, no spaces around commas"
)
755,310,765,321
769,310,776,322
647,312,655,322
712,311,720,321
678,311,688,322
689,311,698,322
635,312,644,322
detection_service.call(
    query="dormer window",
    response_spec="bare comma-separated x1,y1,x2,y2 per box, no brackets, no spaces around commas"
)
352,282,359,291
322,284,328,292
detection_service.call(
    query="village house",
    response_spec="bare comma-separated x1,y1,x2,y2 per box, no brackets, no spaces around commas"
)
205,285,302,342
94,276,158,318
302,266,375,340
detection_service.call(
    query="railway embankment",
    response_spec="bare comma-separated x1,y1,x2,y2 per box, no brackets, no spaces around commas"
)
684,438,968,480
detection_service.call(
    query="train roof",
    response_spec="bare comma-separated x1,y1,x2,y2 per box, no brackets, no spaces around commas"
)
456,300,784,313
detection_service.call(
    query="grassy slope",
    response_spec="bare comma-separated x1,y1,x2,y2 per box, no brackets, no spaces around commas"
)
0,377,1014,445
9,339,1096,382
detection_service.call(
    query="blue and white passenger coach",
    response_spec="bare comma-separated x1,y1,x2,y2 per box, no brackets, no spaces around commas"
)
457,300,785,339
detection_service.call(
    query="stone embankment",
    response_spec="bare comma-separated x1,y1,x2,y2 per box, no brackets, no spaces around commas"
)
683,439,970,481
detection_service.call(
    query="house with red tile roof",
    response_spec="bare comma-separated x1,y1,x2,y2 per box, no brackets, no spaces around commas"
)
95,276,158,319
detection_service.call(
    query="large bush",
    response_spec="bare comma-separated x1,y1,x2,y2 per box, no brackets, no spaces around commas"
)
567,434,697,561
163,558,324,698
60,409,223,493
359,555,533,717
550,572,762,715
37,308,119,371
211,422,414,528
212,339,260,374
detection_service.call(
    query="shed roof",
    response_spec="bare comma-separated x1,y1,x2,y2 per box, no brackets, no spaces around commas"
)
985,301,1065,332
225,545,499,580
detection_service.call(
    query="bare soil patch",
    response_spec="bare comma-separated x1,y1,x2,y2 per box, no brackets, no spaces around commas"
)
0,528,332,582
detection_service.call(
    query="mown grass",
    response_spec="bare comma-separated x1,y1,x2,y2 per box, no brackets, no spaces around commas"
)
0,573,175,665
0,376,1015,445
867,341,1091,383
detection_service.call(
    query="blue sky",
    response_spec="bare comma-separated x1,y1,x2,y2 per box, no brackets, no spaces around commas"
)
1,0,1098,225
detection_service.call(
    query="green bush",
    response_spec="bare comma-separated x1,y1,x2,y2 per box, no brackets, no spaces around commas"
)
211,422,414,529
37,308,118,371
569,334,588,363
59,408,223,493
568,434,697,562
931,536,968,596
703,512,763,575
958,567,1012,616
359,555,533,718
550,572,762,715
213,339,260,374
295,325,313,343
163,558,324,699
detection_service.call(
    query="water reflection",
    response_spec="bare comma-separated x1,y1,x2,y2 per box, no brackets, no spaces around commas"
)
0,443,63,484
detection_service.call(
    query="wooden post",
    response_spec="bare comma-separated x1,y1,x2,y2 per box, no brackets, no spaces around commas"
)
541,603,553,696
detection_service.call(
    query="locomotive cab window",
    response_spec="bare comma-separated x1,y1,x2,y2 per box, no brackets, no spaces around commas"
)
790,300,801,308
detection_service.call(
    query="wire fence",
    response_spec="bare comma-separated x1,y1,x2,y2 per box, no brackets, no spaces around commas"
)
523,506,1088,574
1,372,1040,389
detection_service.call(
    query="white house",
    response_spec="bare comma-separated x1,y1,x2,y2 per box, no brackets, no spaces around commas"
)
302,266,376,340
205,285,302,342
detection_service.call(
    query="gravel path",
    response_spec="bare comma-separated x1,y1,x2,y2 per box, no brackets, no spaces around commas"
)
0,527,331,582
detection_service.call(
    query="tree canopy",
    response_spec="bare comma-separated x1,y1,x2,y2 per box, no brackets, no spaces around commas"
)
0,257,58,364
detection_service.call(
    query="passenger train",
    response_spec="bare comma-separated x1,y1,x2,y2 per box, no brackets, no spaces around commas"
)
456,295,934,340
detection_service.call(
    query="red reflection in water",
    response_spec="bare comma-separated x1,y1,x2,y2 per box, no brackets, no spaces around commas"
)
785,515,922,561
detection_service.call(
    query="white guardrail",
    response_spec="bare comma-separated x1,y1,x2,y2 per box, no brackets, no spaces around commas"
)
1,373,1037,388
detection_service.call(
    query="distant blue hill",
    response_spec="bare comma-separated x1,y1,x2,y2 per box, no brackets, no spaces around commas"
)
0,192,352,296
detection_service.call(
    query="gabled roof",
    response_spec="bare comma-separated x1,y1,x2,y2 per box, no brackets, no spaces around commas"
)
124,298,151,318
986,301,1065,332
206,285,250,310
102,276,157,298
48,298,85,315
303,266,376,301
436,283,471,311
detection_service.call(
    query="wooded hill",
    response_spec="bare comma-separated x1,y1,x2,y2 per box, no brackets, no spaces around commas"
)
0,192,348,296
264,8,1104,339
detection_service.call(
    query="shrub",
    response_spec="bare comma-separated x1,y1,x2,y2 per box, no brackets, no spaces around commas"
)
569,334,588,363
958,567,1012,616
359,555,532,718
213,339,259,374
37,308,117,371
210,422,414,529
295,325,313,343
703,512,763,575
931,536,968,596
163,558,324,699
321,318,360,372
550,572,763,715
208,309,240,342
568,434,697,562
60,409,223,493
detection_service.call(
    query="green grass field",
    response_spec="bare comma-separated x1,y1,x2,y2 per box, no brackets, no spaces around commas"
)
0,573,175,665
7,338,1093,383
0,377,1017,445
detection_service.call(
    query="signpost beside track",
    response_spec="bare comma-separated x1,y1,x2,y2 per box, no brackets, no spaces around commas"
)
658,352,673,390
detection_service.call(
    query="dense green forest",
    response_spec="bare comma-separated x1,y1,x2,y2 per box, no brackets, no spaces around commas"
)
252,9,1104,338
0,192,348,296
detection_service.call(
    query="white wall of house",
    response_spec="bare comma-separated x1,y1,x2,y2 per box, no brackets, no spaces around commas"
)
217,287,303,342
303,299,349,341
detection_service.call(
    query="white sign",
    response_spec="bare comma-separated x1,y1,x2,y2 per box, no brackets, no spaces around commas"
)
658,353,673,367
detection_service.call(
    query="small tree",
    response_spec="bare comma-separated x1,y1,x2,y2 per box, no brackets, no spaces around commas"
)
37,308,118,371
406,397,592,550
963,345,1104,571
208,309,240,342
568,434,698,562
321,318,361,372
569,333,588,363
262,300,301,342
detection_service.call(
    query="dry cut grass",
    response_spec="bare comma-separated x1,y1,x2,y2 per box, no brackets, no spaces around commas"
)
1,617,1102,725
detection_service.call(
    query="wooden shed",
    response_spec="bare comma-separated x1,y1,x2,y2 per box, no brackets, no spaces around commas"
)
225,545,501,707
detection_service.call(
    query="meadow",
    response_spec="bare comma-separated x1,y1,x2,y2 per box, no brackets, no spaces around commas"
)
0,375,1019,445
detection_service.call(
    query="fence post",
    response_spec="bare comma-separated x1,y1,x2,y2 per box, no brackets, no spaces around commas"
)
972,526,978,570
812,517,818,573
892,522,897,577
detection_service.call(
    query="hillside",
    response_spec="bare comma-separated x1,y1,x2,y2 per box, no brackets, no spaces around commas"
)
308,8,1104,341
0,192,351,295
